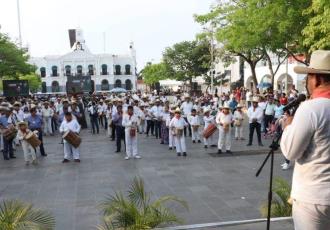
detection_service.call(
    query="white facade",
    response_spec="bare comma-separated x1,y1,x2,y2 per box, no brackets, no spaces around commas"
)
29,29,137,93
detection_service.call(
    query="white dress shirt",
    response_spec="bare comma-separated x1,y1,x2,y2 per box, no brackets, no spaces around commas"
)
247,106,264,123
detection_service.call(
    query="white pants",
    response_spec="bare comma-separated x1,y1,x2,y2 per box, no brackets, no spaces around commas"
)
169,132,175,148
218,128,231,150
139,121,145,134
22,141,36,162
235,126,244,138
43,117,53,135
64,142,80,160
203,131,217,146
107,119,112,137
125,129,138,157
191,127,200,141
293,199,330,230
175,135,186,153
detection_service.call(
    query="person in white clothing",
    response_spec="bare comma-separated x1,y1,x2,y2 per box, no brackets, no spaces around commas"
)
247,97,264,146
233,104,244,140
216,103,233,154
16,121,38,165
166,109,175,150
122,106,141,160
280,50,330,230
59,112,81,163
180,96,193,136
169,108,188,156
41,102,54,136
188,109,201,143
203,108,217,148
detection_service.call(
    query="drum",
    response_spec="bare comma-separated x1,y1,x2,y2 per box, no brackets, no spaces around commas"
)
175,128,183,137
192,125,199,132
234,120,241,127
223,123,230,132
203,123,217,139
3,127,17,141
25,132,41,148
62,130,81,148
130,128,136,137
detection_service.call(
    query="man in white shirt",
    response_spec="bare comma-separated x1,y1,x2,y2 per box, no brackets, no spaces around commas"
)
59,112,81,163
150,100,163,139
264,97,276,133
41,102,54,136
180,96,193,137
216,103,234,153
280,50,330,230
247,97,263,146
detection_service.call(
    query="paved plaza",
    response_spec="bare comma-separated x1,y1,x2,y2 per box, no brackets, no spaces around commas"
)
0,123,293,230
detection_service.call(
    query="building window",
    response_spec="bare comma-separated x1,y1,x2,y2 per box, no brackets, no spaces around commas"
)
77,65,83,75
101,64,108,75
115,65,121,75
101,79,109,91
125,65,131,75
115,79,122,88
40,67,46,78
51,66,58,77
41,82,47,93
88,65,94,75
65,65,71,76
125,79,132,90
51,81,60,92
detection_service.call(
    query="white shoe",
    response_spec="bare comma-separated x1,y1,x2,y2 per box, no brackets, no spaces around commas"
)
125,156,130,160
282,163,290,170
281,162,286,167
134,155,141,159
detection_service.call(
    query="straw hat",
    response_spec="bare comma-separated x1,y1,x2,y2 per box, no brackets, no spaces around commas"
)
174,107,181,114
13,101,22,107
252,96,259,103
222,102,230,109
17,121,28,126
237,104,243,108
294,50,330,74
203,107,211,114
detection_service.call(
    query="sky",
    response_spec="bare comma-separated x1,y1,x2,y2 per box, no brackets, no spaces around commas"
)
0,0,215,69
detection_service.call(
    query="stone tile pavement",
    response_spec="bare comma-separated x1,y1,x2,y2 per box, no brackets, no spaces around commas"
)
0,123,293,230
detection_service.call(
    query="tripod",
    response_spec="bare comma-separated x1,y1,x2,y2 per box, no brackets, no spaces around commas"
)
256,130,283,230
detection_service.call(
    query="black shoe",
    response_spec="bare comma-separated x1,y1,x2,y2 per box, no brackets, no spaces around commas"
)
204,145,208,149
183,152,187,157
247,143,252,146
169,147,172,150
258,143,264,146
10,155,16,159
160,142,164,144
115,150,120,153
192,140,196,143
111,139,115,141
41,154,47,157
198,140,201,143
4,157,9,160
226,150,232,154
211,145,217,148
218,149,222,154
177,152,181,156
62,159,70,163
74,159,81,163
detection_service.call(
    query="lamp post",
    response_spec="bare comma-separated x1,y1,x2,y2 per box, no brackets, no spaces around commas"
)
285,43,289,95
17,0,22,48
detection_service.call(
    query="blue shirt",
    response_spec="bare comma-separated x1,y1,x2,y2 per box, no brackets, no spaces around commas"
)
27,114,43,129
229,100,238,110
0,115,10,128
274,105,284,119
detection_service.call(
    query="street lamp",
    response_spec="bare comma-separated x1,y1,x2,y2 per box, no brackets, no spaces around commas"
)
17,0,22,48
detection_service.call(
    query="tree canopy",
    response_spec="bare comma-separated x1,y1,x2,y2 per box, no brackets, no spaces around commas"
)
141,62,170,85
0,32,36,79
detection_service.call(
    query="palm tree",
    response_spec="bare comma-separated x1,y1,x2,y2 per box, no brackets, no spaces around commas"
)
97,177,188,230
0,199,55,230
260,177,292,218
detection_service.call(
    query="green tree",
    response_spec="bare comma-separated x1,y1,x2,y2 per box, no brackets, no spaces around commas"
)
0,199,56,230
19,74,41,93
97,177,188,230
163,40,211,86
140,62,170,86
302,0,330,53
0,32,36,79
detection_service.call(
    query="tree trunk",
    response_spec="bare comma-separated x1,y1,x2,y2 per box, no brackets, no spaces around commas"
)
249,63,258,93
265,54,275,88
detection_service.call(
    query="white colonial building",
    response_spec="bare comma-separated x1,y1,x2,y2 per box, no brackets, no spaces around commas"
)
29,28,137,93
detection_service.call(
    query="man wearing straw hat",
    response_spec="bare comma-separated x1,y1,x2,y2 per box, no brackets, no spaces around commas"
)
281,50,330,230
247,96,264,146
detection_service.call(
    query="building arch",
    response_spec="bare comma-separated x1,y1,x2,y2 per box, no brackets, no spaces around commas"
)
40,67,46,78
65,65,71,76
77,65,83,75
51,81,60,92
125,64,131,75
41,82,47,93
101,64,108,75
51,66,58,77
101,79,109,91
245,76,255,91
115,79,122,88
125,79,132,90
260,74,271,83
277,74,293,92
88,64,94,75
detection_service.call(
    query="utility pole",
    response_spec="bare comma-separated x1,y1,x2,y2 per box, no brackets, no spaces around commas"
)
17,0,22,48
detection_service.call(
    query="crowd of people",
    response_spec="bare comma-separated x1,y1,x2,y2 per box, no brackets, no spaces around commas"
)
0,86,300,168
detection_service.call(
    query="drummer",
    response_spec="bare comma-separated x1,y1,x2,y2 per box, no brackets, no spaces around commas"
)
16,121,37,165
0,106,16,160
169,108,188,157
216,103,234,154
59,112,81,163
27,107,47,157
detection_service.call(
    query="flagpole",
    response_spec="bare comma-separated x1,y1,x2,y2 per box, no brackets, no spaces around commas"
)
17,0,22,48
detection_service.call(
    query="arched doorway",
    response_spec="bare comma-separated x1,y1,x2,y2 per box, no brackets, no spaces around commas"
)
101,79,109,91
65,65,71,76
277,74,293,92
125,79,132,90
125,65,131,75
51,81,60,92
41,82,47,93
101,64,108,75
91,80,95,93
115,79,122,88
245,76,254,91
259,75,272,90
40,67,46,78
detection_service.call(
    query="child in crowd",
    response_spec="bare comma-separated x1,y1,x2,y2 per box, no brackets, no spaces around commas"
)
16,121,38,165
